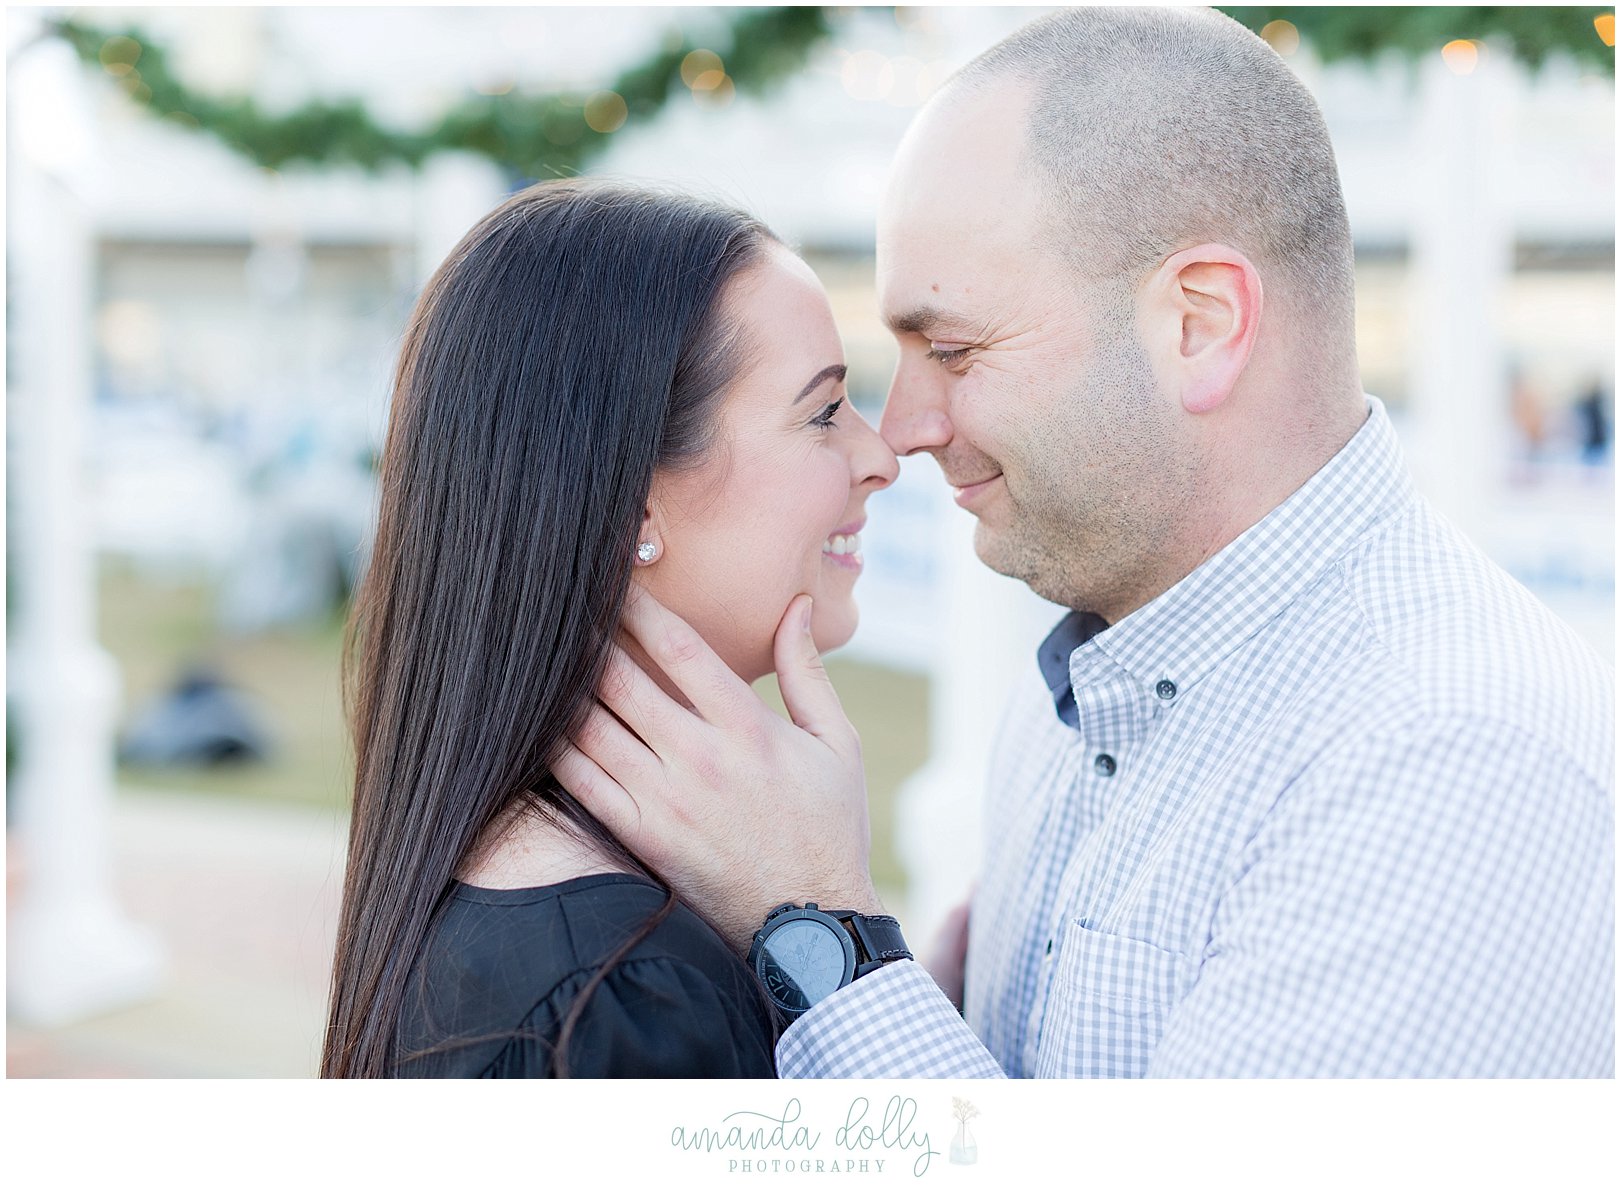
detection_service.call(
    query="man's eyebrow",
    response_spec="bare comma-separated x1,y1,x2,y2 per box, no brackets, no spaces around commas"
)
794,363,848,404
884,305,979,338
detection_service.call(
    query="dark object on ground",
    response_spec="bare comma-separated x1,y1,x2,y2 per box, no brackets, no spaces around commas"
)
119,668,271,766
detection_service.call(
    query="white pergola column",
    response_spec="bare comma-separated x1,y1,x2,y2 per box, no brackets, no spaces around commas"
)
8,38,164,1025
1405,50,1515,537
413,151,509,288
894,473,1060,943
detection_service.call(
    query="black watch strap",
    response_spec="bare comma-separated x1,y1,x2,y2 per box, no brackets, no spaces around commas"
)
833,910,912,977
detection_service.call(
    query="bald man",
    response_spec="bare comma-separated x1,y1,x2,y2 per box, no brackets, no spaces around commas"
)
560,8,1614,1077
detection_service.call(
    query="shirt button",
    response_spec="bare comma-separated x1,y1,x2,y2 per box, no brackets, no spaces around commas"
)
1094,753,1117,777
1156,679,1177,700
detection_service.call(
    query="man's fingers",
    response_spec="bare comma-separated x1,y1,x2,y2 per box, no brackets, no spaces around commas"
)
599,643,685,750
772,595,851,743
924,899,972,1011
939,900,971,952
570,703,662,804
620,585,752,724
551,740,645,845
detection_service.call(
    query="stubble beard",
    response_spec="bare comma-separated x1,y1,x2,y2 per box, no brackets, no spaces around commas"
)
972,324,1197,620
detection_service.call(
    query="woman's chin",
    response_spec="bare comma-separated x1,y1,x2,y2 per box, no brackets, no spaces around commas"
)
730,615,856,685
810,606,857,657
661,598,859,685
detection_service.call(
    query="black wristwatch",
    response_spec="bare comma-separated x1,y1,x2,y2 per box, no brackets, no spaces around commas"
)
746,902,912,1020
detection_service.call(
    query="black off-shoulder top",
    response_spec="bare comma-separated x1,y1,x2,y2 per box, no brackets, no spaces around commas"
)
395,873,779,1078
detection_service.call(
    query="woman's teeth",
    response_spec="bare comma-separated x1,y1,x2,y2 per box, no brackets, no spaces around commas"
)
823,532,861,557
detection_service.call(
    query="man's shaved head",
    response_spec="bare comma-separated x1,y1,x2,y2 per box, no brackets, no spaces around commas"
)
875,7,1369,620
950,6,1358,374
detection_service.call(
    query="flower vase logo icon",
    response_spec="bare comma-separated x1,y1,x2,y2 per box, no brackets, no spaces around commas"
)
949,1097,979,1165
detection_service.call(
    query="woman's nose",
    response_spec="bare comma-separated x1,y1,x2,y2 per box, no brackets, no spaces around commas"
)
850,406,899,490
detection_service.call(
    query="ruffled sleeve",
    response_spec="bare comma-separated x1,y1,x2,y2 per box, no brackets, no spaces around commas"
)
485,956,778,1078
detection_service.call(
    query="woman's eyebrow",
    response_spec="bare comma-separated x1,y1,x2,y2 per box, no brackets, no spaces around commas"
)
794,363,848,404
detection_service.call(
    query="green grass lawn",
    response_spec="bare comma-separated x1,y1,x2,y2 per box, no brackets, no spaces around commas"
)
101,562,352,807
99,562,926,890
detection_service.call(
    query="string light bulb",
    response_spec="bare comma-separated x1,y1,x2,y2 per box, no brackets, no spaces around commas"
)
1259,20,1301,56
1441,39,1481,75
583,91,627,134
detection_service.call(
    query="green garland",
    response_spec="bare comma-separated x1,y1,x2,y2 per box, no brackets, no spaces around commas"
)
50,8,835,178
50,7,1615,179
1217,7,1615,73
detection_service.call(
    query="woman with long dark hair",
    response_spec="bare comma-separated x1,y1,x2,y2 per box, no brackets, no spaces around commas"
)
321,179,897,1077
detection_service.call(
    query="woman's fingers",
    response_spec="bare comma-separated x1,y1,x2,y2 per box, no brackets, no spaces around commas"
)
619,585,752,725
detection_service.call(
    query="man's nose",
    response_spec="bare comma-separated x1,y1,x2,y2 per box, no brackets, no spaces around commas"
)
879,358,952,457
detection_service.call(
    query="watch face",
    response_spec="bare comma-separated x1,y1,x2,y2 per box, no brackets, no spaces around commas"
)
758,918,851,1013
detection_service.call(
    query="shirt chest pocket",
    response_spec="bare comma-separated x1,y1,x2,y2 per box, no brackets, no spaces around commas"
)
1034,921,1188,1079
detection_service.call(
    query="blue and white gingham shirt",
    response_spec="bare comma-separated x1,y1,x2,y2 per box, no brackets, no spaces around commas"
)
778,397,1615,1078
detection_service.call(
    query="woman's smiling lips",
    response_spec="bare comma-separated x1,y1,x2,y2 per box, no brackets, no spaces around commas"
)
951,472,1003,510
822,518,866,571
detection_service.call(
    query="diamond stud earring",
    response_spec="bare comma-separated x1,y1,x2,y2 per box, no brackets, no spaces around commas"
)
636,541,658,564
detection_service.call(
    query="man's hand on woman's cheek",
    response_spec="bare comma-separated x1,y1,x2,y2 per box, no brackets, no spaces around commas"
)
554,586,881,953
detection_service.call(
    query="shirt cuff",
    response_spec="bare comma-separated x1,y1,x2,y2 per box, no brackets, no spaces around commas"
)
775,959,1006,1078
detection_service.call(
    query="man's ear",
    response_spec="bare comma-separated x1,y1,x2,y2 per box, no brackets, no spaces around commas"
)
1140,244,1263,415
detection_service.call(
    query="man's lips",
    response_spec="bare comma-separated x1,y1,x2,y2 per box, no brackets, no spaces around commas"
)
951,472,1003,509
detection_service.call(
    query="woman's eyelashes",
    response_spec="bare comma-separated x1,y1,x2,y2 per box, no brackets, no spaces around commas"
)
810,398,844,430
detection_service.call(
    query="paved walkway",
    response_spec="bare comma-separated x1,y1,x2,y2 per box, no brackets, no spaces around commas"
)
7,788,348,1078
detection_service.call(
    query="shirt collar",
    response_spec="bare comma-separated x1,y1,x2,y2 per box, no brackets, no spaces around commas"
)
1037,610,1109,729
1038,396,1415,722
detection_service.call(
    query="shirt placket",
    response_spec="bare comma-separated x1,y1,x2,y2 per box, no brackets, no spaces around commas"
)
1021,647,1155,1073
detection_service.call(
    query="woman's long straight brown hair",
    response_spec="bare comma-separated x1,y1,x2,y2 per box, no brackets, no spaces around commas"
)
322,180,773,1078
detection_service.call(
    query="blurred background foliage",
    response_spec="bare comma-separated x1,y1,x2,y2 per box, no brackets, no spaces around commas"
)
48,6,1616,180
50,7,833,177
1220,6,1616,73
